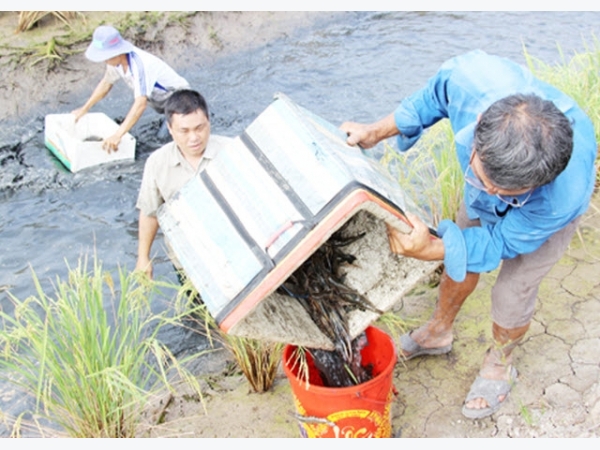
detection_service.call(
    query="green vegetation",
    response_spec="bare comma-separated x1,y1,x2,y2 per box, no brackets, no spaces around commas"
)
519,401,536,426
0,31,90,70
1,12,199,71
376,311,421,339
208,25,224,50
177,280,283,394
0,257,204,438
219,335,283,393
15,12,84,33
523,39,600,185
381,120,463,227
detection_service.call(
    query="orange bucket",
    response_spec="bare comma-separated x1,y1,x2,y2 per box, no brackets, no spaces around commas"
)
283,326,396,438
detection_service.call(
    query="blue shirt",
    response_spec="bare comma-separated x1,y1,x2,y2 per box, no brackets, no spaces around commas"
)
392,50,597,281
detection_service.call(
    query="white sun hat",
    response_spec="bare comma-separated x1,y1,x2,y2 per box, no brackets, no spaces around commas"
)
85,25,134,62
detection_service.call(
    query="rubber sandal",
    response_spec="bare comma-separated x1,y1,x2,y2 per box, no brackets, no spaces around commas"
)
399,332,452,361
461,366,518,419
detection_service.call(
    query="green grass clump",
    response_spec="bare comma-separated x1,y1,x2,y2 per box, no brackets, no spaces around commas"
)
523,39,600,186
375,311,421,339
523,40,600,143
0,257,204,438
174,279,283,394
219,335,283,393
1,12,200,72
381,120,463,227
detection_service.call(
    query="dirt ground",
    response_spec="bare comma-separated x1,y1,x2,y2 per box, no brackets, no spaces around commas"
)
1,11,599,439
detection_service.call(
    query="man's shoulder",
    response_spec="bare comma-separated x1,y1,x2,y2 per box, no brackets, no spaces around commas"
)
130,47,151,60
145,141,177,166
447,50,512,69
130,47,170,68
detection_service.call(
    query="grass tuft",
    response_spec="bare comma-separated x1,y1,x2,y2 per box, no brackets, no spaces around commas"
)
219,335,283,393
381,120,463,227
174,280,283,394
523,39,600,188
2,12,199,72
375,311,420,339
0,256,205,438
15,12,84,33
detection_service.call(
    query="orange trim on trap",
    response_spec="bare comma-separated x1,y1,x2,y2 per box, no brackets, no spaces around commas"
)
219,189,412,333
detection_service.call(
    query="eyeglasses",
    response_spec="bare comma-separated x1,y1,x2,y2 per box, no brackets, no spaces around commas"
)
464,164,532,208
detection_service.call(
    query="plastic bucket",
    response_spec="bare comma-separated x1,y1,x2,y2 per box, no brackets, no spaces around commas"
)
283,326,396,438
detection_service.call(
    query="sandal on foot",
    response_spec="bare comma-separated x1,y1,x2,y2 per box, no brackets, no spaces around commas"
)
399,333,452,361
461,366,518,419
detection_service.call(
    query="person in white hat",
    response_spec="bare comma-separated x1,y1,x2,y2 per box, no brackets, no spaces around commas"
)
72,25,190,153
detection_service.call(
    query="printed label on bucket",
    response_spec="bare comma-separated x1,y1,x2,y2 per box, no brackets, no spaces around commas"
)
293,391,393,438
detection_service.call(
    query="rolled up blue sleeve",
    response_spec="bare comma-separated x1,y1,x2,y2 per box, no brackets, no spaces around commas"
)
437,219,467,282
393,61,455,151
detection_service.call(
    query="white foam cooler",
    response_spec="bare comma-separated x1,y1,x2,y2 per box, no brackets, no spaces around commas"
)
158,93,441,349
44,113,136,172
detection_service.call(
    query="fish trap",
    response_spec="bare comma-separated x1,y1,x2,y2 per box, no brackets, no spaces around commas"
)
158,93,440,349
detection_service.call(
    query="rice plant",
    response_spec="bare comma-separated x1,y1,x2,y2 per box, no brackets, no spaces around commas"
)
171,278,282,394
0,257,204,438
172,276,219,346
523,39,600,138
523,39,600,187
375,311,421,340
218,334,283,393
381,120,463,227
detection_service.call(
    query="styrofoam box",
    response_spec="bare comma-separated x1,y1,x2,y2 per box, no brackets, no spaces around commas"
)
44,113,136,172
158,93,441,349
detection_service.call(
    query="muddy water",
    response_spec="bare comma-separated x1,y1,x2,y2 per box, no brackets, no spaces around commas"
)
1,11,600,433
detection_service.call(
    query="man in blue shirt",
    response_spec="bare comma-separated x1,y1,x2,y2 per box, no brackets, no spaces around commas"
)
341,50,597,419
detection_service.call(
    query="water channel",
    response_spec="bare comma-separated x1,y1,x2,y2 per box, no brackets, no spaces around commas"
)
1,11,599,433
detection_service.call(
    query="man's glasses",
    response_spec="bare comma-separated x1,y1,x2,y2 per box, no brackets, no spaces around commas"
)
464,164,532,208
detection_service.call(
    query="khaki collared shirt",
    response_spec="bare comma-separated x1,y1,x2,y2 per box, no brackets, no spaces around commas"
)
136,134,234,268
136,134,233,217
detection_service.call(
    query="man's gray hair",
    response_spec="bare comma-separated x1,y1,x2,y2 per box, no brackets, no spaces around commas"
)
474,93,573,190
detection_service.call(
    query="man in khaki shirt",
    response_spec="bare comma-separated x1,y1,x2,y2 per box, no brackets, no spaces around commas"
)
135,89,233,279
